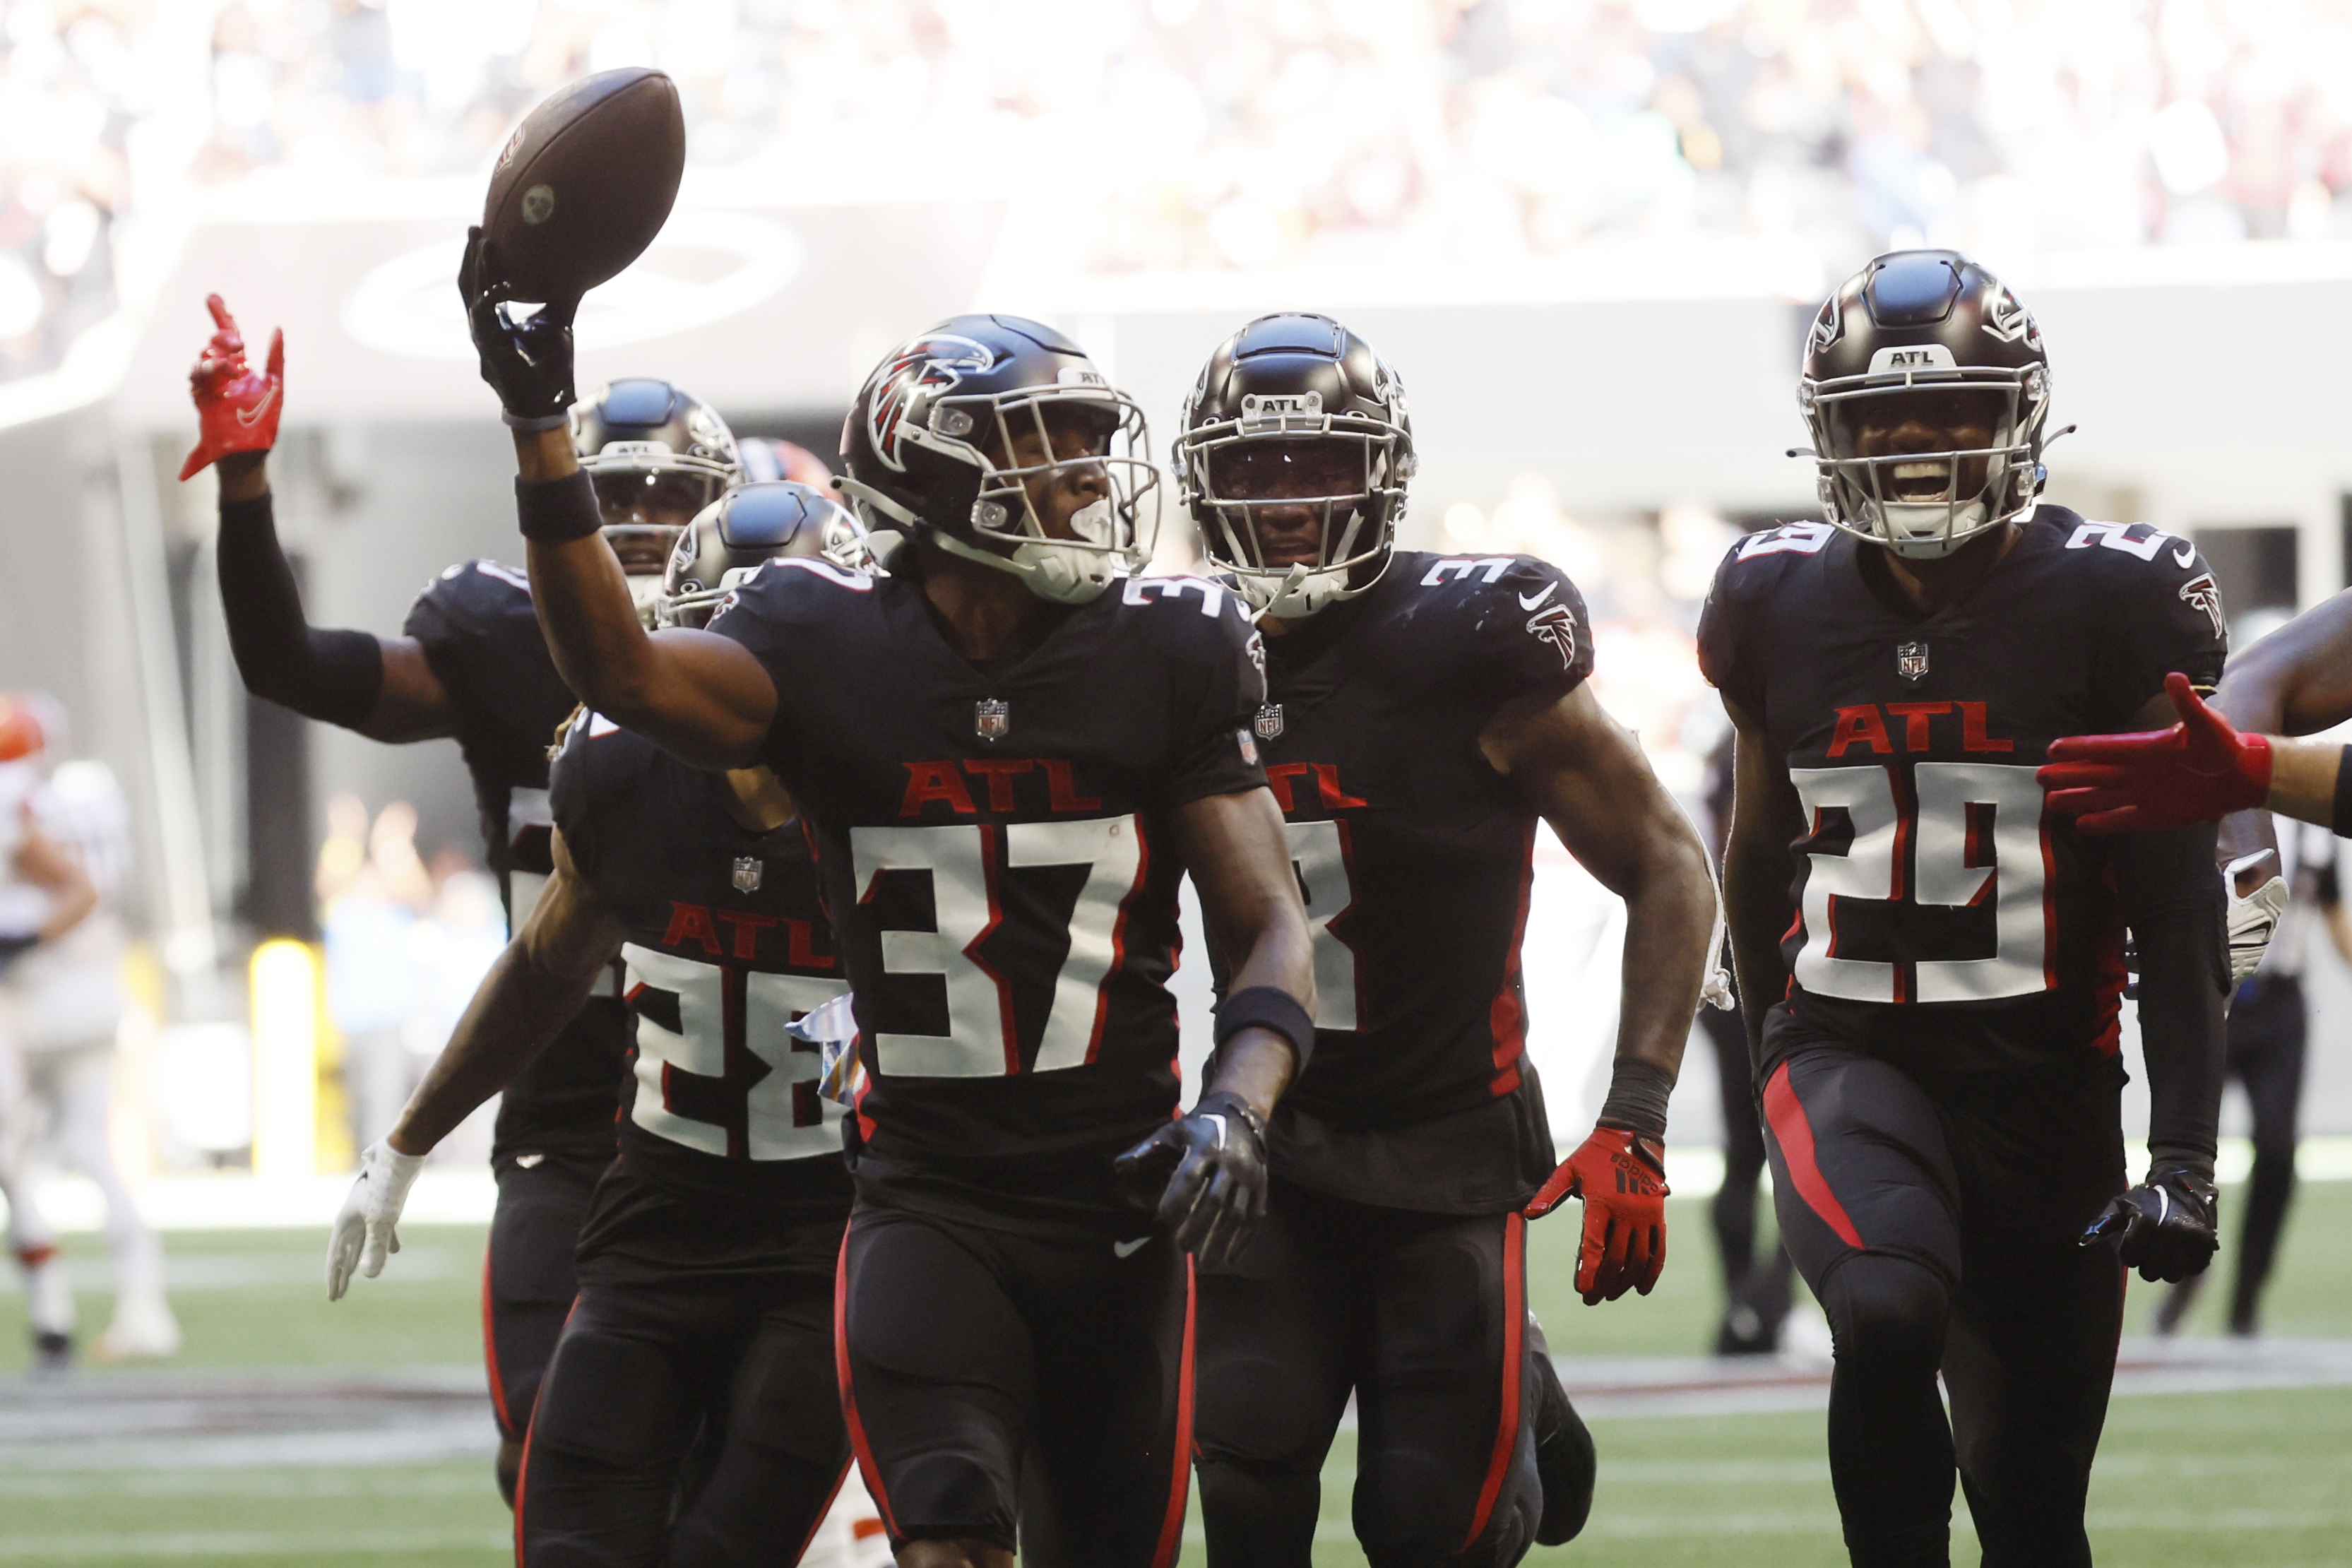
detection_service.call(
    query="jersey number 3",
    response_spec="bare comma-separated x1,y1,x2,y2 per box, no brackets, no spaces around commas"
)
1789,762,2053,1004
851,817,1149,1077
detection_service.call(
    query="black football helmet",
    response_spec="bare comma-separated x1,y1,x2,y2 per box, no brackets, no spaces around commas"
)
836,315,1153,605
572,379,744,609
1800,249,2055,559
657,481,872,629
1175,313,1414,618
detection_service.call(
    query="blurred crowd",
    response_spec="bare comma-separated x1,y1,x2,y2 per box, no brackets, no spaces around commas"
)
9,1,2352,376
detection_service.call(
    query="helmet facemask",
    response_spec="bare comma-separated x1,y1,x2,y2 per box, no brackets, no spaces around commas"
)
848,381,1157,605
1180,399,1408,619
1804,364,2048,560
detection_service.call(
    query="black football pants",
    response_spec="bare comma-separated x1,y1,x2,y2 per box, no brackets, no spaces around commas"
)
516,1269,848,1567
1759,1033,2126,1568
2163,974,2305,1332
1698,1002,1795,1347
836,1201,1194,1567
486,1151,607,1454
1194,1180,1540,1568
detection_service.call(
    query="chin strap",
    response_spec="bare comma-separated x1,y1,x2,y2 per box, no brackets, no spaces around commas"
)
1257,563,1316,619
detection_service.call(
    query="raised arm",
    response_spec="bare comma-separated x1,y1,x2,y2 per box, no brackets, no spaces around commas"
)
510,427,778,768
458,234,776,770
1117,786,1314,1268
182,297,456,742
1485,682,1717,1305
328,826,626,1298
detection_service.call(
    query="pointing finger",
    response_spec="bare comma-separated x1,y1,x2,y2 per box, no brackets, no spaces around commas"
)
206,292,235,332
265,327,284,381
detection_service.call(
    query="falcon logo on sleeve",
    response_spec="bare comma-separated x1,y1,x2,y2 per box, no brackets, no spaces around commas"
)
2178,573,2226,641
1526,601,1579,669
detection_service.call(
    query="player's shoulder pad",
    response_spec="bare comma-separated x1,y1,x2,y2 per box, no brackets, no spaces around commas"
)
2043,507,2228,634
1713,521,1839,588
547,709,642,834
1392,550,1594,684
1109,574,1261,651
405,558,535,640
706,554,880,632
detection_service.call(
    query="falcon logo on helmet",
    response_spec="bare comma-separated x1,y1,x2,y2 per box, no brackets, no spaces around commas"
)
1796,249,2061,562
867,334,995,473
837,314,1156,606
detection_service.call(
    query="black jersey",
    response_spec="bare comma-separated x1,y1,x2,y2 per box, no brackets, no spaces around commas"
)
1697,506,2230,1076
708,557,1267,1234
405,561,633,1158
548,715,853,1275
1244,550,1594,1213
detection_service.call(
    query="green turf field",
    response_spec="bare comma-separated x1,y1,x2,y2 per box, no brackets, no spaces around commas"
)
1,1180,2347,1565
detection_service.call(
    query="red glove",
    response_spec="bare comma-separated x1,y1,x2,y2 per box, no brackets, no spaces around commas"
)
179,294,283,481
2038,672,2271,835
1526,1126,1668,1305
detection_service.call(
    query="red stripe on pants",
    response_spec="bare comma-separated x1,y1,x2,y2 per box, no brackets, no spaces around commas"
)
1148,1254,1199,1568
1763,1062,1865,1249
1461,1211,1527,1550
833,1218,902,1543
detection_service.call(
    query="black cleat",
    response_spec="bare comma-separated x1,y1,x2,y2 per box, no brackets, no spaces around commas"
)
1525,1316,1595,1545
30,1331,73,1377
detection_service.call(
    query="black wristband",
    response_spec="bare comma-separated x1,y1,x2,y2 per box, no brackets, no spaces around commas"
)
2333,744,2352,838
219,492,276,534
516,470,602,543
1213,985,1316,1072
1596,1057,1675,1139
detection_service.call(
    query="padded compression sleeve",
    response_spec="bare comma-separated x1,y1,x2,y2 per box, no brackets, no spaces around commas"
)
2113,821,2229,1184
216,493,386,728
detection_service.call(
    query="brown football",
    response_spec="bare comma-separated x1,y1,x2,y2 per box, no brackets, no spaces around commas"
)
481,68,685,304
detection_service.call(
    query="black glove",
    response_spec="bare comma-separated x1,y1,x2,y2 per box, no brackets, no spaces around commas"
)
0,930,37,968
2080,1167,2219,1283
1113,1091,1268,1270
458,226,578,429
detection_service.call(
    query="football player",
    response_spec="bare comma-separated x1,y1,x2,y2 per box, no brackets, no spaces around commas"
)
0,697,98,1372
329,481,870,1567
1703,249,2231,1566
179,295,740,1502
0,698,178,1362
1171,314,1718,1565
462,234,1314,1568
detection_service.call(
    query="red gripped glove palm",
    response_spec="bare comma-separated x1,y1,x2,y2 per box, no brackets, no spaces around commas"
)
2038,672,2271,835
1525,1126,1668,1305
179,294,283,481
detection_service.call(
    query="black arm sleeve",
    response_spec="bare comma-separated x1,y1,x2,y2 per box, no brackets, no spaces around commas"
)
215,494,386,728
2113,821,2229,1183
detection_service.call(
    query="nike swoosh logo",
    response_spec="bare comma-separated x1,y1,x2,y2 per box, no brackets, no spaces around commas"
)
1113,1237,1150,1259
513,1153,544,1169
2173,543,2195,568
234,384,279,427
1519,582,1558,611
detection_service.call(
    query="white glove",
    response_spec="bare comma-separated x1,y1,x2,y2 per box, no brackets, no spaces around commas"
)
326,1140,428,1301
2223,853,2288,987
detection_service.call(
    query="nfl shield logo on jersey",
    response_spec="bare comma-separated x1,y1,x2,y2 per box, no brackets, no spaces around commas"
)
1897,641,1930,682
732,856,762,893
973,699,1011,742
1254,703,1285,740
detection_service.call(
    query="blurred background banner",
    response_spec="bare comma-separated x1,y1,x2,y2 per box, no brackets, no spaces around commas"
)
4,0,2352,1189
